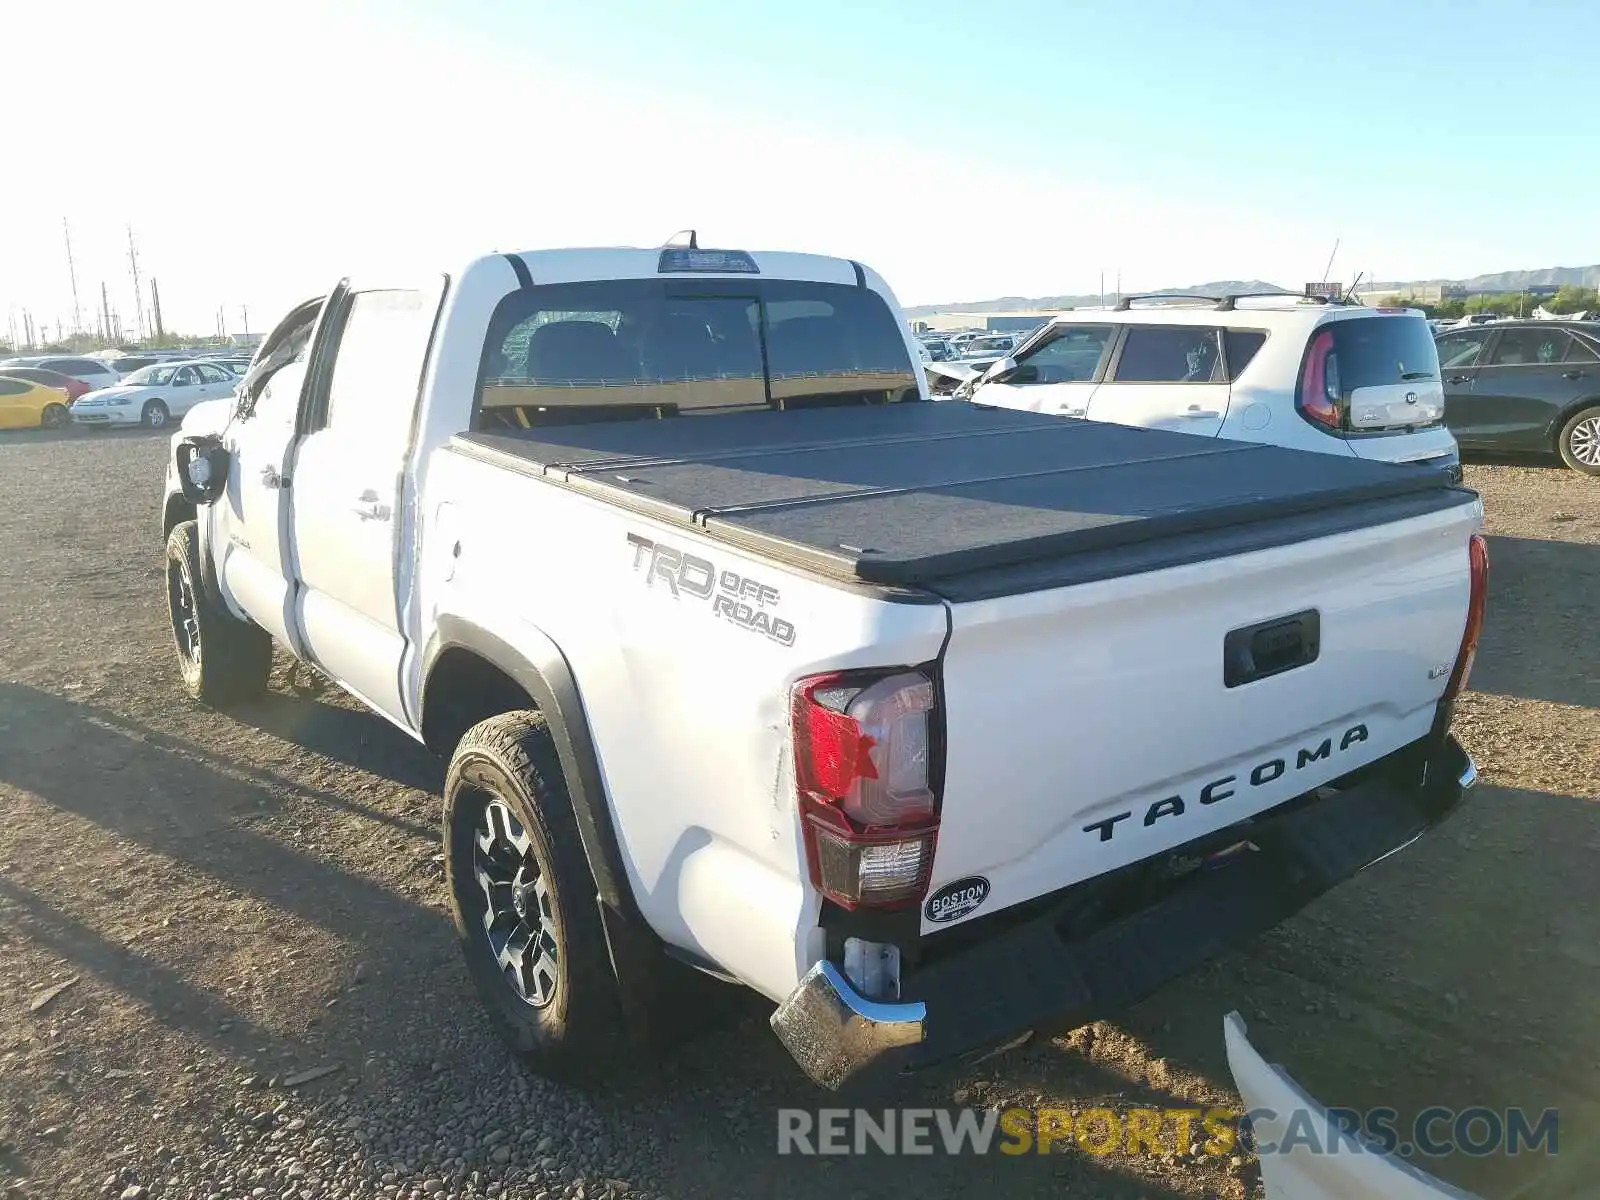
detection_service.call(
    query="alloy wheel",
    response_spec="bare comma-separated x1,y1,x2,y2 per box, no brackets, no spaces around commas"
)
473,798,560,1008
1569,416,1600,468
167,561,201,669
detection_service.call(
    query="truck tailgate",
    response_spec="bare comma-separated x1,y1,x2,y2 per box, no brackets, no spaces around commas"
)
927,495,1481,932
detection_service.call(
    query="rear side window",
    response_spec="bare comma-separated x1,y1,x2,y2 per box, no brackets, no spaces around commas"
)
45,358,109,375
1112,327,1223,383
1223,330,1266,380
1566,334,1600,363
0,379,29,396
476,279,918,428
1487,328,1569,366
322,289,437,445
1327,315,1440,387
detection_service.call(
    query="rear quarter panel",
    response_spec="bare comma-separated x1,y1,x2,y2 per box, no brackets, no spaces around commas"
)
414,448,949,1002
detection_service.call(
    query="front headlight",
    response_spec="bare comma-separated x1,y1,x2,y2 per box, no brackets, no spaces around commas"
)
109,396,132,406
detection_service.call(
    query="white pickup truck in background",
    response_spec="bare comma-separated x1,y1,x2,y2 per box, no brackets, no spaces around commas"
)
160,243,1486,1091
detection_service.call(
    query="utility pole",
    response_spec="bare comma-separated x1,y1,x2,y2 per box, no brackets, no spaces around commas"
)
101,282,112,343
64,218,82,335
127,225,145,341
150,279,165,342
241,305,249,335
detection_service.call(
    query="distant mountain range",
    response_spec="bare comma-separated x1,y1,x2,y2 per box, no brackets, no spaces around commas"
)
905,265,1600,316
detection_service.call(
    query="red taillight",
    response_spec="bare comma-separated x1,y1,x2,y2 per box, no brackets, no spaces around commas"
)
1296,329,1343,430
792,670,940,910
1442,534,1489,703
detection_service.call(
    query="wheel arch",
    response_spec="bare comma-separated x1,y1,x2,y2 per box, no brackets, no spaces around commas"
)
1545,394,1600,447
162,491,197,542
420,615,636,924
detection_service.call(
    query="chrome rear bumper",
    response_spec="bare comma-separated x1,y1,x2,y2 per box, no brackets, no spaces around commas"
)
773,737,1476,1091
769,961,925,1090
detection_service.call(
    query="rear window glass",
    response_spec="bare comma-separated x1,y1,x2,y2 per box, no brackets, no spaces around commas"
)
1224,330,1266,380
1328,315,1440,388
476,279,918,428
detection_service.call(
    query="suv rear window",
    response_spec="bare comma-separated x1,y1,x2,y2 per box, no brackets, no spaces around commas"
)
1327,314,1440,389
476,279,918,428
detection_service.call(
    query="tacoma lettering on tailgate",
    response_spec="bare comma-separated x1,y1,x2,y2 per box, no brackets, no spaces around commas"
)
627,533,798,647
1082,724,1370,843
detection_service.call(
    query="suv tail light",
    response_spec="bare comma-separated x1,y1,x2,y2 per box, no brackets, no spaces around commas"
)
1296,329,1344,431
792,670,941,910
1442,534,1489,703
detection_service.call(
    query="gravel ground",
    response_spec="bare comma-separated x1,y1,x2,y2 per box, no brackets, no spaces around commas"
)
0,429,1595,1200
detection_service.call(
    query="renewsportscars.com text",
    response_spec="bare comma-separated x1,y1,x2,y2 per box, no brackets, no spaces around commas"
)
777,1106,1559,1159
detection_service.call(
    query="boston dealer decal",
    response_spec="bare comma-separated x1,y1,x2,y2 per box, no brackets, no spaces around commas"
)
925,876,991,924
627,532,797,647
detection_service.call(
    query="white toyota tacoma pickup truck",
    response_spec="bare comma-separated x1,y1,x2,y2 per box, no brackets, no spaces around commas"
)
160,244,1486,1090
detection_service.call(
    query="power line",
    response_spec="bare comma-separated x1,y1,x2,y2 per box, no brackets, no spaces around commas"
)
127,226,145,341
63,218,82,335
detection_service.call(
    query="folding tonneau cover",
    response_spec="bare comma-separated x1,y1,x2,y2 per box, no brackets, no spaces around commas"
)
451,403,1475,596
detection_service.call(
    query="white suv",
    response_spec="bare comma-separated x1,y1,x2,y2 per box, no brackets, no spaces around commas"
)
964,294,1461,477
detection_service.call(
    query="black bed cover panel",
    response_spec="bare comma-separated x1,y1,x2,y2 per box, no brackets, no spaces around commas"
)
452,403,1473,589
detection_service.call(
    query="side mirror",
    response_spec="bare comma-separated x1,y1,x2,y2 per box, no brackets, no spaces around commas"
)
176,435,229,505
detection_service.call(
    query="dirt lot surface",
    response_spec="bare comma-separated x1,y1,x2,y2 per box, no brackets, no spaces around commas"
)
0,429,1596,1200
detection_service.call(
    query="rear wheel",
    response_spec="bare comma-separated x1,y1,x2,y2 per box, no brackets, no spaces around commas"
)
142,399,170,429
40,404,69,430
443,711,626,1080
164,520,272,706
1557,405,1600,475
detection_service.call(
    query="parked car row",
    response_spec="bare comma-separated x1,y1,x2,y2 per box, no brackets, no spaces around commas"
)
952,294,1462,478
0,352,252,431
918,297,1599,477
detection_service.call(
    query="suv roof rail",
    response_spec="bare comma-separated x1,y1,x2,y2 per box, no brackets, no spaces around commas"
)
1112,292,1222,311
1214,291,1326,311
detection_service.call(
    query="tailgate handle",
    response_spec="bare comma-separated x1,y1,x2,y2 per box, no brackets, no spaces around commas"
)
1224,610,1320,688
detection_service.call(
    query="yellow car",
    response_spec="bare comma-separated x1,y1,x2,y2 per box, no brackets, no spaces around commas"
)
0,375,72,430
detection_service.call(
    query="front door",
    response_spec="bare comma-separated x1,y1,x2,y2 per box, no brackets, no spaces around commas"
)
213,356,311,649
1084,325,1231,437
287,277,447,727
972,323,1116,417
1465,327,1585,450
211,292,345,651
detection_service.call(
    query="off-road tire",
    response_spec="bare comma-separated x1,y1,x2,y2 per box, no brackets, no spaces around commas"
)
443,711,625,1080
1556,404,1600,475
164,520,272,706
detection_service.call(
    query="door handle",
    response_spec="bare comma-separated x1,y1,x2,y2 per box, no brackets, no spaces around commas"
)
1179,409,1221,419
1563,369,1586,380
259,465,287,489
1447,375,1472,385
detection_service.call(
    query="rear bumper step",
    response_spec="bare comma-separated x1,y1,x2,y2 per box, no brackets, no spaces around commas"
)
772,735,1476,1089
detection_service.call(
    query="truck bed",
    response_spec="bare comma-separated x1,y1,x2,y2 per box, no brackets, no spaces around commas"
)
451,402,1474,594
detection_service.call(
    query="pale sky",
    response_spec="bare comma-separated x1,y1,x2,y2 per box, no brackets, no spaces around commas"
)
7,0,1599,342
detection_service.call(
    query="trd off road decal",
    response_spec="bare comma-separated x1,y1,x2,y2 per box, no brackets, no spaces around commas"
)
627,533,797,647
